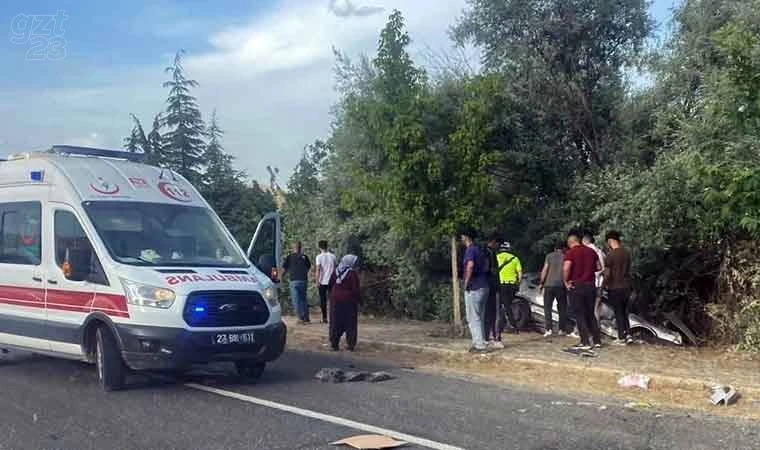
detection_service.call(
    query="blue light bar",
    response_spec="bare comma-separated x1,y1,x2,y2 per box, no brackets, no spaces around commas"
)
193,306,206,313
51,145,146,163
30,171,44,182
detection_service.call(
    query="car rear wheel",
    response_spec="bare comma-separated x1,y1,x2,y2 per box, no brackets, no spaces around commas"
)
511,299,532,330
96,327,126,391
235,360,265,379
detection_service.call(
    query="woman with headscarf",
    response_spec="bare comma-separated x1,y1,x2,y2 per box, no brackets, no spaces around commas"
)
328,254,360,351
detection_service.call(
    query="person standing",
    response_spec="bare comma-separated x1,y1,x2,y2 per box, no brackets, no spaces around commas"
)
603,230,634,345
315,240,337,324
283,241,312,324
483,235,502,348
461,228,490,353
583,231,606,322
539,241,570,337
563,229,602,350
495,241,522,338
328,254,361,351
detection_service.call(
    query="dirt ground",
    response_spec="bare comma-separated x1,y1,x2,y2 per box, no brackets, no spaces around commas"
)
285,316,760,420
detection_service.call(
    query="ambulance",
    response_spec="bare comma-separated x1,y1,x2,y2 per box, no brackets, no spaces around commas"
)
0,145,285,390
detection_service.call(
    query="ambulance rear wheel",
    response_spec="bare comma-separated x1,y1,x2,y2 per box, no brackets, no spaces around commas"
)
96,327,126,391
235,360,265,379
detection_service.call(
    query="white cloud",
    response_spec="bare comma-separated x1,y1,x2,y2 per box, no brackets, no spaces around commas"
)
0,0,469,183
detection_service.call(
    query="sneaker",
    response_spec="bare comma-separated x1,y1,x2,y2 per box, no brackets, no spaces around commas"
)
593,343,603,349
625,335,636,345
543,330,554,338
490,341,505,350
568,331,580,339
612,339,627,346
572,343,592,351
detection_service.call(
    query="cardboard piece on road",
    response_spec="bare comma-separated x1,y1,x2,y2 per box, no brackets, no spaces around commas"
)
331,434,408,449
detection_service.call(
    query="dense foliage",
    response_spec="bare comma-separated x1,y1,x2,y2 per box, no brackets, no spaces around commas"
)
282,0,760,348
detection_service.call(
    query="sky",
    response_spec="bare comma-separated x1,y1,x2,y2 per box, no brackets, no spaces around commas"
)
0,0,680,183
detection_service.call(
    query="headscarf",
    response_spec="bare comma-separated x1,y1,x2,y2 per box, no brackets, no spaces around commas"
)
335,254,358,284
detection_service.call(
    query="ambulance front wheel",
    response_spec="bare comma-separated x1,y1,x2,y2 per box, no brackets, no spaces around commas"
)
96,327,127,391
235,360,265,380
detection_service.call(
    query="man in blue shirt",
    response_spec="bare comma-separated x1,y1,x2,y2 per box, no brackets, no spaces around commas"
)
461,227,490,353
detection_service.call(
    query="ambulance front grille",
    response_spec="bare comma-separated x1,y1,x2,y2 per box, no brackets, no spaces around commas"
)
183,291,270,327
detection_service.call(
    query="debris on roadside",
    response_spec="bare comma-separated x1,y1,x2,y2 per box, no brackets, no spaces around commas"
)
618,374,651,390
624,401,653,409
710,385,739,406
315,368,347,383
344,371,370,382
368,371,395,383
315,368,395,384
550,401,573,406
331,434,407,449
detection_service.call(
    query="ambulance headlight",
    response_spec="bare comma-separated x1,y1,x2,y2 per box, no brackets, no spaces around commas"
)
262,286,278,308
121,279,176,309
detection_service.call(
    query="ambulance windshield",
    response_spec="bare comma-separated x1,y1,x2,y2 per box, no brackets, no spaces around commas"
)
83,201,248,268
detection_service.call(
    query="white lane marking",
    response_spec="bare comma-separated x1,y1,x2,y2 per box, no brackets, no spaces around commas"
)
186,383,467,450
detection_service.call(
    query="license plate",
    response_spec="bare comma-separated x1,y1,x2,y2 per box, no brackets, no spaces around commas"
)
212,332,255,345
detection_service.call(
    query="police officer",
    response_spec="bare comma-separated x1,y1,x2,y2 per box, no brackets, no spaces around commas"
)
496,241,522,338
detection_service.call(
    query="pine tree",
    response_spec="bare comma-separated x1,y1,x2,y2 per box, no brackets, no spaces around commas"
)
146,113,166,166
162,49,206,183
123,114,147,153
202,110,239,187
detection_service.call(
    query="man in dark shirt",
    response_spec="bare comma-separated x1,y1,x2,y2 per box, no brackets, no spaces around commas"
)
283,241,312,323
483,235,502,348
461,228,489,353
603,230,633,344
539,241,570,336
563,229,602,349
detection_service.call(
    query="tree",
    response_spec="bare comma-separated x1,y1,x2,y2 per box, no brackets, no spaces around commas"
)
123,114,147,154
162,49,206,183
454,0,652,166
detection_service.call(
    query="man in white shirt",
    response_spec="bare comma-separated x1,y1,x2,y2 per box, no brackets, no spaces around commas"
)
315,240,337,323
583,231,606,322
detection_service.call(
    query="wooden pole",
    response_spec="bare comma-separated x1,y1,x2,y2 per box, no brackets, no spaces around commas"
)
450,236,462,331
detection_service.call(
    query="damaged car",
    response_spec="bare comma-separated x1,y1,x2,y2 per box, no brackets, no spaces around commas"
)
518,274,683,345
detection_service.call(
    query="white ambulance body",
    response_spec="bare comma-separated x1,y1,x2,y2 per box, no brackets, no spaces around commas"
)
0,146,285,390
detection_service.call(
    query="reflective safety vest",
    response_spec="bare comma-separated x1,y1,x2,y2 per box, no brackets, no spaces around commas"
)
496,251,522,284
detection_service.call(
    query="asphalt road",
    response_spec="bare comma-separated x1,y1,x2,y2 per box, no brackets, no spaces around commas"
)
0,349,758,450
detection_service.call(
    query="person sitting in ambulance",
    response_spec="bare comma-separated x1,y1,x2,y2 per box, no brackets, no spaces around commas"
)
18,215,41,265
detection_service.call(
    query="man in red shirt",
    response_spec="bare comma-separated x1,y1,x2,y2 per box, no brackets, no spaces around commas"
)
563,229,602,349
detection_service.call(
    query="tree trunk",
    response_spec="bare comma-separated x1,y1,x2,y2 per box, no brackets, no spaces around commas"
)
450,236,462,333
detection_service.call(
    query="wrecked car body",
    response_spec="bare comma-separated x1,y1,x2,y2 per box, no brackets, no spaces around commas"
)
519,274,683,345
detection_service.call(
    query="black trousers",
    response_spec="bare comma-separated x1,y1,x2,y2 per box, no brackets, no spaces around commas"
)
568,283,601,346
483,280,499,341
318,284,330,322
330,301,358,350
543,286,570,333
497,283,518,338
607,288,631,339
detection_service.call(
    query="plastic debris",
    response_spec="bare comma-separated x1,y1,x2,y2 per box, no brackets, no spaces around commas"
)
710,385,738,406
315,368,346,383
331,434,407,449
624,401,653,409
618,374,651,390
368,372,394,383
599,405,608,411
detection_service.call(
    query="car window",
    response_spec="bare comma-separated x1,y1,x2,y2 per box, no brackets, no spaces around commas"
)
0,202,41,265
